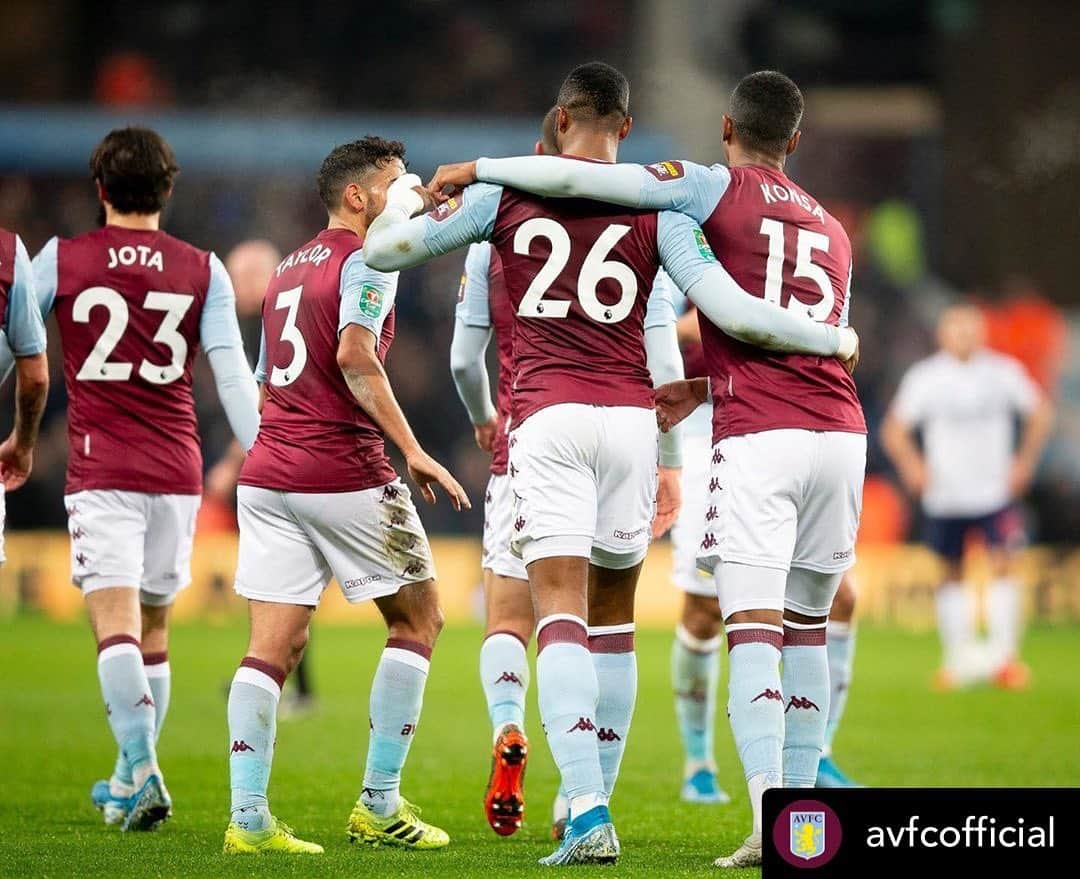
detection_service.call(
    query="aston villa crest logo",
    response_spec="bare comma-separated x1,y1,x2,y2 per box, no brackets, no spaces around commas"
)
789,810,825,860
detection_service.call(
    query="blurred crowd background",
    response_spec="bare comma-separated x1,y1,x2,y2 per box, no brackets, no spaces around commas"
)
1,0,1077,544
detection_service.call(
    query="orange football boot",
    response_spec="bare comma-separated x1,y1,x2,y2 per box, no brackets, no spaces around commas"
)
484,725,528,836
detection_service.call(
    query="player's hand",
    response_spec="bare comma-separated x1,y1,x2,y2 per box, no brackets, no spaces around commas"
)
406,449,472,511
654,379,708,433
652,466,682,538
0,433,33,491
427,161,479,201
1008,455,1036,498
836,327,860,375
473,417,498,454
411,184,437,214
899,459,927,497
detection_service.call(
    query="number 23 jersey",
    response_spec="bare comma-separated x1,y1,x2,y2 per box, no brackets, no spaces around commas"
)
34,227,240,495
240,227,398,494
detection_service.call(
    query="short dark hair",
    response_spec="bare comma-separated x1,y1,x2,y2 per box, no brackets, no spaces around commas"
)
317,136,407,210
556,62,630,128
540,106,559,155
729,71,804,155
90,127,178,215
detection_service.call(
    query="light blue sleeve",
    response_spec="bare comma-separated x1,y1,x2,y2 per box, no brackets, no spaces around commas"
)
199,253,245,353
31,236,59,316
655,211,719,293
362,182,502,273
254,327,267,384
338,250,398,338
5,235,47,356
456,243,492,328
644,269,678,330
475,156,728,224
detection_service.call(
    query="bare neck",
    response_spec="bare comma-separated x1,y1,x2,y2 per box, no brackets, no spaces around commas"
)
327,212,367,238
559,131,620,164
104,206,161,230
725,143,786,172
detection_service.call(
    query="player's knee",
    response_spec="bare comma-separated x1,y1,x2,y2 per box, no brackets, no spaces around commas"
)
682,595,722,641
283,626,310,673
830,580,856,620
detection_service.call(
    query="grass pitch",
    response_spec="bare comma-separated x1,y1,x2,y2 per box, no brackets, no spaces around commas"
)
1,618,1078,877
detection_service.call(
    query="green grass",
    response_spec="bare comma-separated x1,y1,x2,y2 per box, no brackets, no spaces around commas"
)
1,619,1078,878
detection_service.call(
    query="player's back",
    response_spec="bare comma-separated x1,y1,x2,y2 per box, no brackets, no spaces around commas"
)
48,226,213,494
697,165,865,441
240,227,397,493
490,186,662,426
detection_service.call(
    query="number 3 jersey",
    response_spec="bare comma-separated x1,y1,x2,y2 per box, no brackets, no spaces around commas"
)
33,227,241,495
239,227,398,493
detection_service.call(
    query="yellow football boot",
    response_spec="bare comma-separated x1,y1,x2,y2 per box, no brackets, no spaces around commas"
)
223,816,324,854
347,797,449,850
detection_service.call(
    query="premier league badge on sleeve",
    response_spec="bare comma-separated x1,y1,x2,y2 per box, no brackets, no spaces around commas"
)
789,810,825,861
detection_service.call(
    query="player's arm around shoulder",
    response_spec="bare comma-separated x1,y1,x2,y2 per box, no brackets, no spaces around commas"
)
363,173,500,273
655,210,855,360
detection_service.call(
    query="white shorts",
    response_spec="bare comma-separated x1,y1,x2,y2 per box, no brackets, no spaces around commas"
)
235,479,435,607
482,473,528,581
65,490,201,605
670,430,716,597
697,429,866,577
509,403,658,570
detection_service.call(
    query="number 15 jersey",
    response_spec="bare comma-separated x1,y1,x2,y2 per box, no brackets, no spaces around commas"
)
34,227,242,495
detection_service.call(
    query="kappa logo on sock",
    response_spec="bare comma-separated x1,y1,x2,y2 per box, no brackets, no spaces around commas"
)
494,671,524,686
700,533,718,551
134,693,155,708
566,716,596,734
596,727,621,742
785,695,821,713
751,688,783,704
230,740,255,754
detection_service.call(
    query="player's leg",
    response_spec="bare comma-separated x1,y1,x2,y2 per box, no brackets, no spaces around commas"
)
674,593,727,802
928,517,981,688
818,573,860,787
225,486,325,854
700,431,805,869
587,558,641,803
668,428,729,803
984,509,1029,688
297,478,447,850
783,431,866,792
71,490,169,831
479,471,534,835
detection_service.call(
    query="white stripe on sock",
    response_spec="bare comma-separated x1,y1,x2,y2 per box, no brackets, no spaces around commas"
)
587,622,635,637
383,646,431,674
536,613,586,635
827,621,852,638
234,666,282,700
675,623,722,653
144,661,171,679
98,643,141,665
725,622,783,635
783,619,827,630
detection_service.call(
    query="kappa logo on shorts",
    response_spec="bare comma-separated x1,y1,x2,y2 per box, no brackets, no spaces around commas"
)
485,490,493,504
343,574,382,590
514,516,526,532
613,526,648,540
832,549,853,561
402,560,426,578
71,526,84,540
66,503,79,516
381,484,401,503
785,695,820,713
388,510,408,527
709,477,722,492
596,727,622,742
508,435,518,448
509,463,518,477
705,506,718,521
75,552,89,567
712,449,724,464
566,716,596,734
751,688,783,704
700,534,718,551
